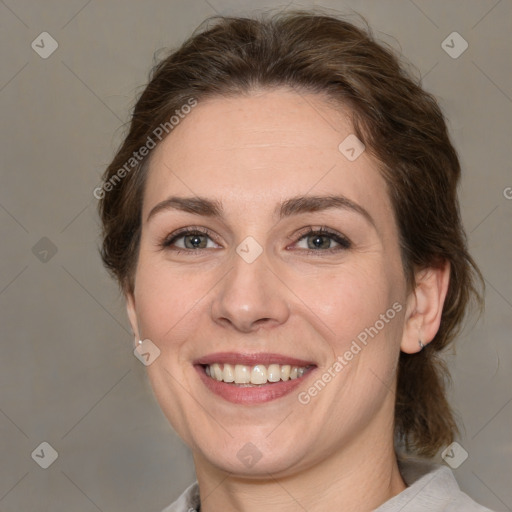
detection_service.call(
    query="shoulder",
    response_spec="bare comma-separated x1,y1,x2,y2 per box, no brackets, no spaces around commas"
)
159,481,200,512
375,458,496,512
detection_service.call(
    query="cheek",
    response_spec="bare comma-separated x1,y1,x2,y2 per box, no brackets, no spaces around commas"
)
291,259,399,342
133,259,212,346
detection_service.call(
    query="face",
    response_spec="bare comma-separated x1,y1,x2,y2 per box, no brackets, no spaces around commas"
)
127,89,411,477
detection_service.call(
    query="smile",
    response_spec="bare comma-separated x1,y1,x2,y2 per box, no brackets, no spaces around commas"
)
205,363,310,385
194,352,316,404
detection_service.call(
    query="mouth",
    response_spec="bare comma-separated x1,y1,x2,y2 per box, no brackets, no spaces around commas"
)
193,352,316,404
204,362,311,385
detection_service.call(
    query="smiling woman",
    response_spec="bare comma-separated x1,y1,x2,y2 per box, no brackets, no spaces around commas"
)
98,10,489,512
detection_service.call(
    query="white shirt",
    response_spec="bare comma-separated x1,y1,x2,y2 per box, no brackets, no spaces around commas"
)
160,458,495,512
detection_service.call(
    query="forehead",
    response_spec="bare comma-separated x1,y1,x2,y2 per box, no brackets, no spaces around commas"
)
143,89,392,221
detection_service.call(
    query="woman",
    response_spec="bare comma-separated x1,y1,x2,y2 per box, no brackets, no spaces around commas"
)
98,11,492,512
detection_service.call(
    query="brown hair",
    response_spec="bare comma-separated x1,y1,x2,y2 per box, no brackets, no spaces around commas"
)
98,11,483,457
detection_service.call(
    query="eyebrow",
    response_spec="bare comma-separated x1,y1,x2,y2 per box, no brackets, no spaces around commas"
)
146,194,376,228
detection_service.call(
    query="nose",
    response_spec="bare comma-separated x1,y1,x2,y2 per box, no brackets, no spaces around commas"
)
210,251,291,333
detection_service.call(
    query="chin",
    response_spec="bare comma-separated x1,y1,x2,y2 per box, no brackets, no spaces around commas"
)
192,430,313,478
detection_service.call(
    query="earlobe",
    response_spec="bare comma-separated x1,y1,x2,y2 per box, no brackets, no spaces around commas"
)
125,292,140,342
401,262,451,354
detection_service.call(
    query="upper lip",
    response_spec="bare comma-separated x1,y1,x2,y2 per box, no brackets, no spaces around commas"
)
193,352,316,367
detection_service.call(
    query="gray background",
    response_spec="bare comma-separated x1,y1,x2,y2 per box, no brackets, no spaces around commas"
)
0,0,511,511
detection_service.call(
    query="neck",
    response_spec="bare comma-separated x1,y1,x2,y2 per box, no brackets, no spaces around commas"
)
193,429,406,512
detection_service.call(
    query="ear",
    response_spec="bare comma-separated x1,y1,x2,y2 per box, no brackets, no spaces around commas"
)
125,291,141,343
401,261,451,354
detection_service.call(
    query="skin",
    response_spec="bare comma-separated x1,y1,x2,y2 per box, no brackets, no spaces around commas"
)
126,89,450,512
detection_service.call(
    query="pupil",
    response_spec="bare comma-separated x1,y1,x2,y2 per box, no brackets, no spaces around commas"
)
186,234,205,249
309,235,329,249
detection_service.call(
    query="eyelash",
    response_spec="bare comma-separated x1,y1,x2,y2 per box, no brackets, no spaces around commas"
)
293,226,352,253
160,226,215,253
160,225,351,255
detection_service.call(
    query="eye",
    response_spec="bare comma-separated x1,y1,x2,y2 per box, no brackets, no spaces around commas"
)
161,228,220,251
293,227,351,252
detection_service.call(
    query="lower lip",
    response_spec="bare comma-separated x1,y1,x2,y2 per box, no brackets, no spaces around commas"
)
195,365,314,404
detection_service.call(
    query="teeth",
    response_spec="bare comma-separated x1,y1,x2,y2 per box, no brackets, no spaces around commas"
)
212,363,223,381
204,363,310,385
234,364,250,384
223,363,234,382
267,364,281,382
251,365,267,384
